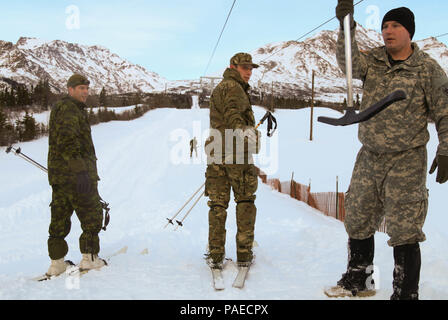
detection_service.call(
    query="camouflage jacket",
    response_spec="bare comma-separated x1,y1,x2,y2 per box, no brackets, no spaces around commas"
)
48,95,99,185
207,68,256,164
337,26,448,155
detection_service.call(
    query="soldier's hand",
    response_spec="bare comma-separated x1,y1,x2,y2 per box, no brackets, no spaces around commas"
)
336,0,354,28
429,154,448,184
76,171,92,194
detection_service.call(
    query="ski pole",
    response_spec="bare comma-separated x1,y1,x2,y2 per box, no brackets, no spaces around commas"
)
6,145,48,173
164,181,205,228
5,145,111,231
174,190,205,230
254,113,267,130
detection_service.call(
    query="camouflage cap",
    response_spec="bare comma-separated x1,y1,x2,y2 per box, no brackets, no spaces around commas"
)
230,52,259,68
67,74,90,88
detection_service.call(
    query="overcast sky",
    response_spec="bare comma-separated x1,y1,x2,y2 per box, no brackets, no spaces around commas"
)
0,0,447,80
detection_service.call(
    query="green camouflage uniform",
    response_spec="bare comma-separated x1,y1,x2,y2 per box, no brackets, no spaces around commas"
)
47,94,103,260
337,26,448,247
205,62,259,264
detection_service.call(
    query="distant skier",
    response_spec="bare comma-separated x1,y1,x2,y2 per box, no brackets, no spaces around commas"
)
190,137,198,158
326,2,448,300
204,53,261,270
46,74,106,277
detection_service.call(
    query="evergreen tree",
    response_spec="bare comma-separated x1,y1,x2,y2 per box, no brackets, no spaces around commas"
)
134,92,142,106
16,112,37,141
0,106,7,134
134,105,142,117
16,86,31,106
99,87,107,107
42,79,50,109
32,79,52,109
88,107,99,125
0,89,5,107
6,88,16,107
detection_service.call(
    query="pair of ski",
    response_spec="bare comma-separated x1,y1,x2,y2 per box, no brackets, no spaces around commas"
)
211,263,250,291
32,246,129,282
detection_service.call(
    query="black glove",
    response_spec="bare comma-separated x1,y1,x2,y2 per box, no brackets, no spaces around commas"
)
429,154,448,184
76,171,92,194
336,0,354,28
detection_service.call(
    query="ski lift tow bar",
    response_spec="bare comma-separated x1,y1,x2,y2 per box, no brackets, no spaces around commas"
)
317,14,406,126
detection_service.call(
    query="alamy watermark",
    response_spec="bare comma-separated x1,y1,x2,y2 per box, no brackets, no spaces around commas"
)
65,270,80,290
66,5,81,30
366,264,381,290
169,121,279,175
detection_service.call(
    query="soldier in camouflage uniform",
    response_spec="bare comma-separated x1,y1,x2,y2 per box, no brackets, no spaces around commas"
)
190,137,198,158
205,53,261,269
46,74,106,276
327,2,448,299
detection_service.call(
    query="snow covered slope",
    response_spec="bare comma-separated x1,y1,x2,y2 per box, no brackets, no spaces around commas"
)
0,104,447,299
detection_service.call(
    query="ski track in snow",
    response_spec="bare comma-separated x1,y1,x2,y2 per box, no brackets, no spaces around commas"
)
0,104,447,300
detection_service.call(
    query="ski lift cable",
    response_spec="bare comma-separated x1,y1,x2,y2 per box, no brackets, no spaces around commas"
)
203,0,237,76
435,32,448,38
258,0,366,65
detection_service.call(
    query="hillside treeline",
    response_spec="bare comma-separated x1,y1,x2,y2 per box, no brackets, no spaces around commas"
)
0,83,192,146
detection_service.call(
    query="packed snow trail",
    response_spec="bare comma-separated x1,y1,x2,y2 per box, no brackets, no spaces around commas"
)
0,106,447,299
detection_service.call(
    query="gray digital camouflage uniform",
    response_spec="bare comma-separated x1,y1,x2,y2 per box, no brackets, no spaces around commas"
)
337,26,448,246
48,94,103,260
205,66,259,264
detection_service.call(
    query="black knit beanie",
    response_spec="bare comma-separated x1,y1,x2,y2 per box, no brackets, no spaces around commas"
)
382,7,415,39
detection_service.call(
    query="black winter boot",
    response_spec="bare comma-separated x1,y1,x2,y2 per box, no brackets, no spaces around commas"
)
339,236,376,295
326,236,376,298
390,243,421,300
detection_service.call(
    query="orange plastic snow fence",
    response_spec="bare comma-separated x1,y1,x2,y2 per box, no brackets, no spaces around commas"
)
255,167,386,233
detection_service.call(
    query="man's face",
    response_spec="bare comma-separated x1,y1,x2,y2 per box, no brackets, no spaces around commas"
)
231,64,253,83
382,21,411,55
68,84,89,103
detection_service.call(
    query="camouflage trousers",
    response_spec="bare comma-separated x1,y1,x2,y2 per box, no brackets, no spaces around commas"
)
48,182,103,260
205,163,258,263
345,146,428,247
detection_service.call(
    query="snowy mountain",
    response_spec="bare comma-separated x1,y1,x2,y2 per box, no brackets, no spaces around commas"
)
1,26,447,103
417,36,448,69
249,24,448,103
0,37,167,94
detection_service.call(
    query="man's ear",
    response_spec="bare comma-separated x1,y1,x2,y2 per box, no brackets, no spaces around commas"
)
230,64,237,69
